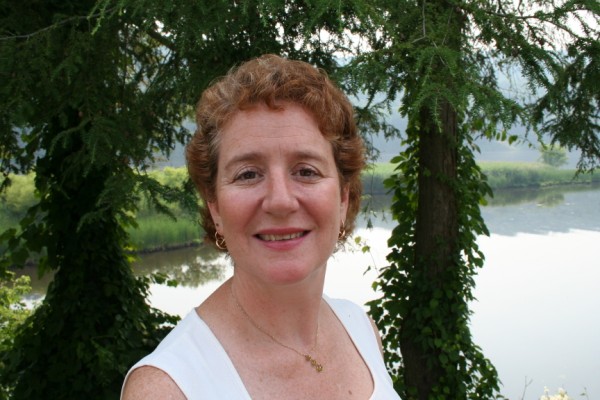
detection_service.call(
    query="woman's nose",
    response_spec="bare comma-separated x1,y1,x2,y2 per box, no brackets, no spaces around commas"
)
261,173,299,215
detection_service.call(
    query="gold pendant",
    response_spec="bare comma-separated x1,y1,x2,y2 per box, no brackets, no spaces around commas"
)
305,354,323,372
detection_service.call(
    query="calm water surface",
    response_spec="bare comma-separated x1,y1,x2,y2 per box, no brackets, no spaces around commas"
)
21,185,600,399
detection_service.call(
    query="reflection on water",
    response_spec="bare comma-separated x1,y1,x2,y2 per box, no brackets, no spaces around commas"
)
17,246,228,299
488,185,570,206
481,184,600,236
133,245,225,288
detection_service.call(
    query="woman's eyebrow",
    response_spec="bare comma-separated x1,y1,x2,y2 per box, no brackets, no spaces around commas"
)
223,149,328,170
222,151,263,171
292,150,329,165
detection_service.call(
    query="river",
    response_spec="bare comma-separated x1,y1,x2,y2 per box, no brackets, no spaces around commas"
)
19,184,600,399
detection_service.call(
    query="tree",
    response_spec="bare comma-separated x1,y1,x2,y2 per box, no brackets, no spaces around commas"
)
341,0,598,398
539,144,569,168
0,1,351,398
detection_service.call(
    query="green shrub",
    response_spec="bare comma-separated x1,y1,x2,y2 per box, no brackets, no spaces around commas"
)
0,271,32,398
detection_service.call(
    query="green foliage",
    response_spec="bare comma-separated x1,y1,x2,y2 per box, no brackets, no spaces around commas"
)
1,252,179,399
539,145,569,168
533,38,600,172
0,272,31,337
0,271,31,399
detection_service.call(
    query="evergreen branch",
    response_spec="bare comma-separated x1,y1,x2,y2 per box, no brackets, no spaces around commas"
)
0,7,117,41
473,3,597,40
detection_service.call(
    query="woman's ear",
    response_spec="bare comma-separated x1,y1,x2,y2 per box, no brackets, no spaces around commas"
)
207,201,222,234
340,186,350,221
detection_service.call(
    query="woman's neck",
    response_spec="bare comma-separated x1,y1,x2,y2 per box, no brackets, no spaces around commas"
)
229,275,324,347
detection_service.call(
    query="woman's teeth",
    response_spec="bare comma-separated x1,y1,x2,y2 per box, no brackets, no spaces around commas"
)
259,232,304,241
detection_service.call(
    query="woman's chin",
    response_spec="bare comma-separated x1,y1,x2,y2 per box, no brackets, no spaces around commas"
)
235,259,327,288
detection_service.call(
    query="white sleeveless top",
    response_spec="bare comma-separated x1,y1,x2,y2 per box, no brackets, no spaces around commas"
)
122,296,401,399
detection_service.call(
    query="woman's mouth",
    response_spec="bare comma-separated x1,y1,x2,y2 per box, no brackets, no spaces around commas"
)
257,231,307,242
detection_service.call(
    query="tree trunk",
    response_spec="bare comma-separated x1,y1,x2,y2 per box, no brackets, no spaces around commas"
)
400,101,459,400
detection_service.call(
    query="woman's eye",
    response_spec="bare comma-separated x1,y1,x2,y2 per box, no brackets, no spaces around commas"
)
297,167,319,178
235,170,258,181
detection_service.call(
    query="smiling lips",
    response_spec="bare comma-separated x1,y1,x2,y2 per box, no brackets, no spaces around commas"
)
257,231,307,242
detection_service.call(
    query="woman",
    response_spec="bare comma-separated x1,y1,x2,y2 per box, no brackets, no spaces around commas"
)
122,54,400,399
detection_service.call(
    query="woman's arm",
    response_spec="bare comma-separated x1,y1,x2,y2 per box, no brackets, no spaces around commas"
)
121,366,186,400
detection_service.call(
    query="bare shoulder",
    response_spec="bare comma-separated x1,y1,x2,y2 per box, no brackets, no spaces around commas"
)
122,366,186,400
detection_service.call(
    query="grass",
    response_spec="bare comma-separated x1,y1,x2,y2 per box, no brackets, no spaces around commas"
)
127,214,202,252
478,161,598,189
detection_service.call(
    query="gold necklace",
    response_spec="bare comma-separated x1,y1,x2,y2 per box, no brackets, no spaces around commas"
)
230,284,324,373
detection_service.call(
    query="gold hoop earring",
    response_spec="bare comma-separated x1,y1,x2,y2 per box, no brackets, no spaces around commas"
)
338,222,346,240
215,232,227,250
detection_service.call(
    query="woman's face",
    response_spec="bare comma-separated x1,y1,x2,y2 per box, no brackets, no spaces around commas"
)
208,102,349,287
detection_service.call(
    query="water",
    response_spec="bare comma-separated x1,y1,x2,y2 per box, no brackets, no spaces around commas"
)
18,184,600,399
471,186,600,400
472,230,599,399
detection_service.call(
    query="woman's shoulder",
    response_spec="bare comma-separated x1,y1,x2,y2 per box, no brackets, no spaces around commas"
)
121,366,186,400
120,310,205,399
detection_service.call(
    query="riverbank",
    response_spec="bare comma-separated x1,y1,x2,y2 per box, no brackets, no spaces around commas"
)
363,161,599,194
2,162,598,253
